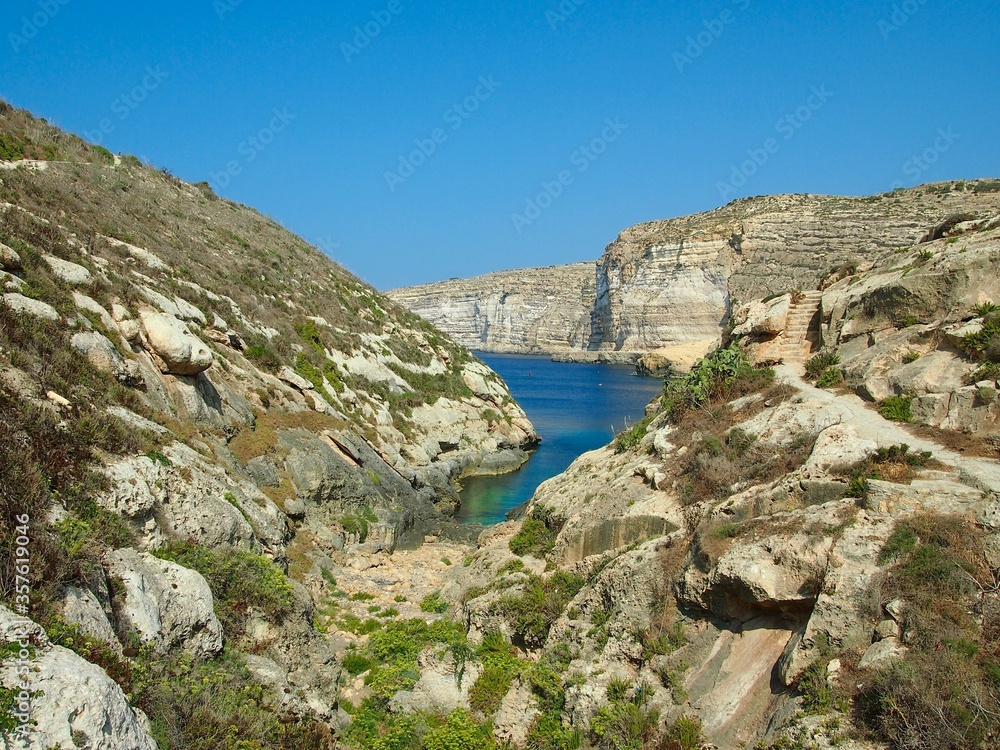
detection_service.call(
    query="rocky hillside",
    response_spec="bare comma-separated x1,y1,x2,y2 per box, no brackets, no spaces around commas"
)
390,185,1000,368
388,262,596,355
0,102,538,749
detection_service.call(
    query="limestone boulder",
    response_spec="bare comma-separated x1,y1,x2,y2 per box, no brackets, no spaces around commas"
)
887,349,969,395
106,548,223,658
139,311,213,375
71,331,141,385
43,254,92,285
732,294,791,338
2,292,59,321
0,241,21,270
60,585,121,654
0,605,157,750
800,424,877,478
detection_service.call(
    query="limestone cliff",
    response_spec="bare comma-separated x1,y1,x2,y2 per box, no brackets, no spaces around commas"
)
391,184,1000,364
388,262,596,354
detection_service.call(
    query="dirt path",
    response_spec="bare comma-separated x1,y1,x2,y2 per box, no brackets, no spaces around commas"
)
775,363,1000,493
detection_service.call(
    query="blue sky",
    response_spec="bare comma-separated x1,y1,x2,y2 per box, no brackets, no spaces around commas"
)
2,0,998,289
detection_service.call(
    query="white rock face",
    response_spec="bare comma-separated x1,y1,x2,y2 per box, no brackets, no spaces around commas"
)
43,254,92,285
100,442,287,551
0,605,157,750
2,292,59,320
139,311,213,375
106,548,224,658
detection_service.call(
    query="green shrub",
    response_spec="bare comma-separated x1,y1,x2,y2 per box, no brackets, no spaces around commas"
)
468,664,517,714
342,652,374,675
662,714,705,750
973,301,998,316
137,649,335,749
491,571,586,649
590,683,659,750
960,313,1000,362
805,351,841,381
854,514,998,749
902,351,921,364
524,710,581,750
154,542,293,635
420,591,449,614
509,506,561,557
815,367,843,388
613,413,655,453
423,709,496,750
878,396,913,422
661,345,774,421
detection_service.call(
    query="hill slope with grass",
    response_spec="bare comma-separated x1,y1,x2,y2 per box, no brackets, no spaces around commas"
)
0,101,538,749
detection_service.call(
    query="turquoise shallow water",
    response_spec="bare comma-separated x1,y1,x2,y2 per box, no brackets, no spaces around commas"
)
456,353,663,525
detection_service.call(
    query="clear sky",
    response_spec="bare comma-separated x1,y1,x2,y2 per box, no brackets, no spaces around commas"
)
2,1,998,290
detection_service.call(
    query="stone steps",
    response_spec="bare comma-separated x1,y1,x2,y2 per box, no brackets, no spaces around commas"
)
775,292,823,363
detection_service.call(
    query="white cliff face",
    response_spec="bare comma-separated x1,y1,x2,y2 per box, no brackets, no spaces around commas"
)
388,262,596,353
391,184,1000,359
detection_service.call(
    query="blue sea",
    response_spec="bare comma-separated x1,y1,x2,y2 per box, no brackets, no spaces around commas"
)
456,353,664,525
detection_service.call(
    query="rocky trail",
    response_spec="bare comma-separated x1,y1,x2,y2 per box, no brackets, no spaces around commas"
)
776,363,1000,493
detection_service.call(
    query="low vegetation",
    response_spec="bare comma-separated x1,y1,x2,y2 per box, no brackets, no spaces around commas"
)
854,514,1000,749
153,542,295,636
837,443,932,498
509,505,562,557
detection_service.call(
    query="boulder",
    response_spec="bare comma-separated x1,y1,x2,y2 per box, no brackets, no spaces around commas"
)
60,585,121,654
139,311,213,375
0,605,157,750
72,291,116,330
858,637,906,669
279,365,314,391
0,241,21,270
800,424,876,478
887,349,968,395
105,548,223,658
71,331,141,385
43,254,92,285
2,292,59,321
732,295,791,338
